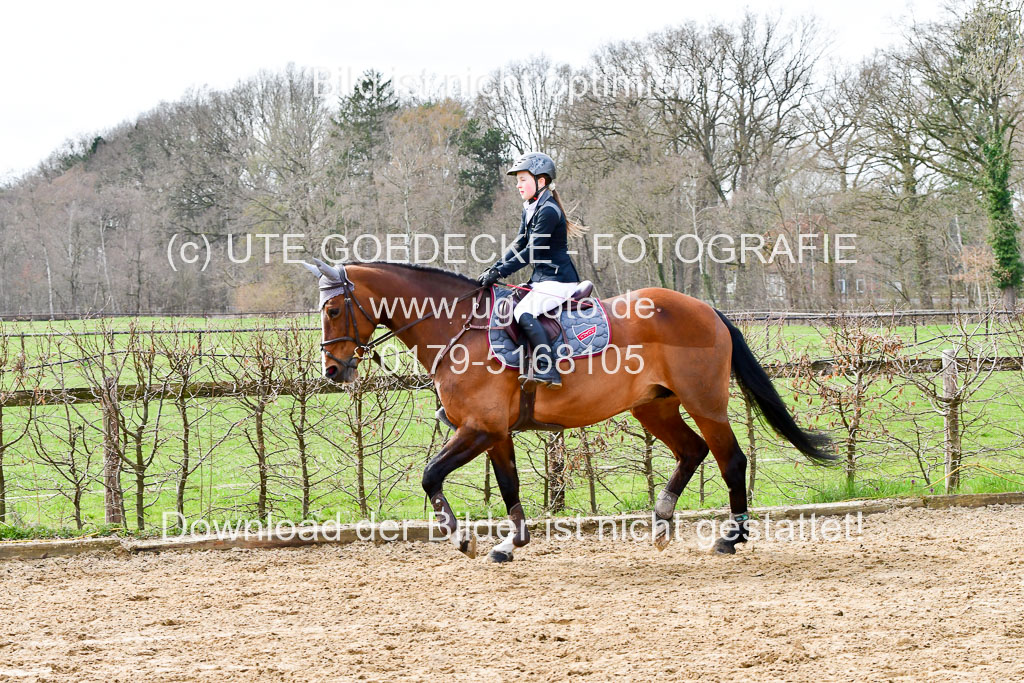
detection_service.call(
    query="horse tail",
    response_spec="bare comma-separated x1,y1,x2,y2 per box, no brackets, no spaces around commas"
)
714,309,836,464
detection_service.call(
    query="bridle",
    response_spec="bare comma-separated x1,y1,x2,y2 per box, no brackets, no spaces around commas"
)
319,263,487,372
319,265,379,369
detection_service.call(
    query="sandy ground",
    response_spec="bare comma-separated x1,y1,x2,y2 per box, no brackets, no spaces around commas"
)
1,505,1023,682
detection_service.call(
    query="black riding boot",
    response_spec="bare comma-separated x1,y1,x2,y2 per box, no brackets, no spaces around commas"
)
517,313,562,389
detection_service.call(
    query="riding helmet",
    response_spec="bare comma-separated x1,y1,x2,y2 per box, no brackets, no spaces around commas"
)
506,152,556,181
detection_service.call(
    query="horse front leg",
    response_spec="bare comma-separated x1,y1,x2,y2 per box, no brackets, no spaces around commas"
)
422,427,498,558
485,435,530,563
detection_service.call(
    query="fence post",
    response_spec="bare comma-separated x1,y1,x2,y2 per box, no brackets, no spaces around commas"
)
101,375,125,525
547,432,566,512
698,461,706,507
745,397,757,504
642,427,656,506
580,428,598,514
942,349,962,493
483,458,491,509
0,405,6,523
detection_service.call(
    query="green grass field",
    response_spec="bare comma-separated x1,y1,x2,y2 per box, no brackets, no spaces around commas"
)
1,314,1022,539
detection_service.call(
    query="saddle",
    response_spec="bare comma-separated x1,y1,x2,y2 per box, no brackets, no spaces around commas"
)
487,281,612,370
438,281,613,435
502,281,593,342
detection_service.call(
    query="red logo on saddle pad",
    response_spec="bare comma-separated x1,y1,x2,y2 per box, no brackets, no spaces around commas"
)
576,325,597,342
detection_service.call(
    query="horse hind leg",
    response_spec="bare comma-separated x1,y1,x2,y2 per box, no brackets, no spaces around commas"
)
689,414,750,555
630,398,710,551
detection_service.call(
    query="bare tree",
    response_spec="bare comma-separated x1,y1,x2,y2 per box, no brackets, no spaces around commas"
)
901,0,1024,307
476,55,570,154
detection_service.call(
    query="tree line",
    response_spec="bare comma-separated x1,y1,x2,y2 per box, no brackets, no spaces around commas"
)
0,1,1021,315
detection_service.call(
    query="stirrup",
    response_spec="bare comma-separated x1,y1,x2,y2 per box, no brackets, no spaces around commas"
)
520,373,561,390
519,360,561,390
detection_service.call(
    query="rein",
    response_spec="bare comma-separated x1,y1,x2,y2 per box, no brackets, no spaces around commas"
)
319,267,592,376
319,264,488,371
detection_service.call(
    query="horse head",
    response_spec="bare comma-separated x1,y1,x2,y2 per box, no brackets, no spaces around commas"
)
301,259,379,383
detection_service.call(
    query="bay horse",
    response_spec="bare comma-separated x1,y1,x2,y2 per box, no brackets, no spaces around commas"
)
303,260,834,561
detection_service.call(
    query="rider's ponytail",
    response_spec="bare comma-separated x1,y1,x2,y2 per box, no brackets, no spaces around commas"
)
548,187,588,239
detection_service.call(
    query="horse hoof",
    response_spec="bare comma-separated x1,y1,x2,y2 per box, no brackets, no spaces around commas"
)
489,549,514,563
459,534,478,559
654,531,671,551
712,539,737,555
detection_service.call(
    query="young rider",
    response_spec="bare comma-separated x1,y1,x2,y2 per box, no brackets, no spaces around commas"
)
477,152,586,389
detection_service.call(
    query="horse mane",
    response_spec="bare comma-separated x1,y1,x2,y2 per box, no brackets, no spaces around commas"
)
353,261,479,288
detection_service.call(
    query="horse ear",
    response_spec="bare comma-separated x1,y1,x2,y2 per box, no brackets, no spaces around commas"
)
300,261,322,279
311,257,341,281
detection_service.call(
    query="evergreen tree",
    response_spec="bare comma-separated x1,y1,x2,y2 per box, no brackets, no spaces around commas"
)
455,119,508,221
332,70,399,177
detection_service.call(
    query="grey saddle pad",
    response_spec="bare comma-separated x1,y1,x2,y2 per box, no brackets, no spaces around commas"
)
486,286,612,369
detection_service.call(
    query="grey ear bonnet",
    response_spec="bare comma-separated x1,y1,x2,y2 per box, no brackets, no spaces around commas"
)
301,259,354,309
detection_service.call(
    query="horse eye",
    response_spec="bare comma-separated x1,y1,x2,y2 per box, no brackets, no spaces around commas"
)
328,308,340,318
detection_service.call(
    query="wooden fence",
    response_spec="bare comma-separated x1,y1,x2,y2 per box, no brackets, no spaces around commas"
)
1,311,1021,531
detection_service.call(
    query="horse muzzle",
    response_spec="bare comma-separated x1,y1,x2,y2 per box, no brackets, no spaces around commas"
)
324,354,359,384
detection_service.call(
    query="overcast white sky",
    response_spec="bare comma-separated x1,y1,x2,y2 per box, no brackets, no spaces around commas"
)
1,0,942,183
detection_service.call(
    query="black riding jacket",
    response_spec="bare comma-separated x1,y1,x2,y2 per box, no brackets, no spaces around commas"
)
491,189,581,284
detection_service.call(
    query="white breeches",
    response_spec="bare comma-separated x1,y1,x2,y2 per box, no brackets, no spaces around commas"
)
513,280,580,321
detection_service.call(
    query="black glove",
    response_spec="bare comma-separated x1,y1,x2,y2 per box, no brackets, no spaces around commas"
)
477,268,501,287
